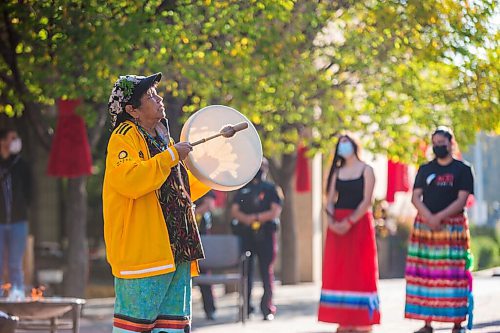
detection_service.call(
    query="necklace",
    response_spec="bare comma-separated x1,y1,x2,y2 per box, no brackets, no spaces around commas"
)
137,126,168,152
137,124,196,231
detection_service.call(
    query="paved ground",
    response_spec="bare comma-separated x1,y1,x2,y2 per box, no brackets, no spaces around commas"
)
188,275,500,333
15,271,500,333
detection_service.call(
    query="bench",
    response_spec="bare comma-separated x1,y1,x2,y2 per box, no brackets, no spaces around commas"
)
193,235,250,323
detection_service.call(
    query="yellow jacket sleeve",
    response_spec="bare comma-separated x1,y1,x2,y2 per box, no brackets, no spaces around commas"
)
190,260,200,277
188,170,211,202
106,133,180,199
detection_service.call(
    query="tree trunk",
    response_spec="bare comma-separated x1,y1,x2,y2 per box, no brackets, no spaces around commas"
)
61,102,105,297
63,177,88,298
165,94,184,140
271,153,299,285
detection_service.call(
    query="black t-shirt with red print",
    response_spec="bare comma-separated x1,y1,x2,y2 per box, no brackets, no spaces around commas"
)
414,158,474,214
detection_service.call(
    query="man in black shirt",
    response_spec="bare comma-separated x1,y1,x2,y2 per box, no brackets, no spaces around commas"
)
231,158,282,321
405,126,475,333
413,158,474,215
412,128,474,228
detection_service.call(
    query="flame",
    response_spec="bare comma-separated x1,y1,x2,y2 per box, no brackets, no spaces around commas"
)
31,286,45,300
1,283,12,291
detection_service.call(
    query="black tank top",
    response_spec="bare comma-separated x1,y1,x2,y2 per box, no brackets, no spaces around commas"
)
334,172,365,210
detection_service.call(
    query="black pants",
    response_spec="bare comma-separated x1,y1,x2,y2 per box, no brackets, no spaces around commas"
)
236,222,277,316
199,223,215,317
198,278,215,316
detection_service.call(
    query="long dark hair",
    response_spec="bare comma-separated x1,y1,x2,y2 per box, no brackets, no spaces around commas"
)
113,111,135,131
325,134,361,193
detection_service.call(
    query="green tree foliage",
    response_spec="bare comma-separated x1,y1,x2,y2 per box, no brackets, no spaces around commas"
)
2,0,498,155
0,1,154,296
313,0,499,161
1,0,498,286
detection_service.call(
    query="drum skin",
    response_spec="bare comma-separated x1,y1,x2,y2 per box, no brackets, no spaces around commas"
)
180,105,263,191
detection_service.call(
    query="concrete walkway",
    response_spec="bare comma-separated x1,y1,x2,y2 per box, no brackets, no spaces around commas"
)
189,275,500,333
20,272,500,333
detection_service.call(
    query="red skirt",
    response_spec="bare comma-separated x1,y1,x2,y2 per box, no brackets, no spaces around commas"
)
318,209,381,326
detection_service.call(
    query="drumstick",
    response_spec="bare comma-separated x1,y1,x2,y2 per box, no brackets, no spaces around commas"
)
190,122,249,146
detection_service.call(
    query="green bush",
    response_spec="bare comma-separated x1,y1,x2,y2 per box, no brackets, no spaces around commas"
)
470,235,500,271
469,224,499,241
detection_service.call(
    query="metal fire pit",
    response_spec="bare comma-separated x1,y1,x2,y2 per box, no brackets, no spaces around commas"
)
0,297,85,333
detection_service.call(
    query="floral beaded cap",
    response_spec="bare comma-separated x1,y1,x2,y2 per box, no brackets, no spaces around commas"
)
107,72,162,127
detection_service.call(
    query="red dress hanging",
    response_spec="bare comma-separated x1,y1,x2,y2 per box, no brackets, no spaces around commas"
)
47,99,92,177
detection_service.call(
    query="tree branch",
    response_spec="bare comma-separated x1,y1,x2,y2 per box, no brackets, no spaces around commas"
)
24,102,52,151
1,5,53,149
87,102,108,149
0,71,15,87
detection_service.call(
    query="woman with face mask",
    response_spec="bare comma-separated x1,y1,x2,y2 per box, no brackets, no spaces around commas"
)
318,134,380,333
404,127,474,333
0,129,32,294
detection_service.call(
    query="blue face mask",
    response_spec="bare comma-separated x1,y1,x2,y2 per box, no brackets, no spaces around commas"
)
337,141,354,158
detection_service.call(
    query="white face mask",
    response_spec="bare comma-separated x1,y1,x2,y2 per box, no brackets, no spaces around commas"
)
9,138,22,155
337,141,354,158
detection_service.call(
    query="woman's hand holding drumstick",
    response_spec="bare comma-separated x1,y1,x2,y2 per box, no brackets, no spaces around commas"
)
174,122,249,160
173,142,193,160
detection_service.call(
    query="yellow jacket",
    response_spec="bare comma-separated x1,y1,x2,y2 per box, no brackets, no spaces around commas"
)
102,120,210,279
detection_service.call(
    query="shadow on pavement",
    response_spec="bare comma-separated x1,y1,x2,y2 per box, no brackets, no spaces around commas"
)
434,320,500,332
472,320,500,330
192,298,319,328
273,300,319,318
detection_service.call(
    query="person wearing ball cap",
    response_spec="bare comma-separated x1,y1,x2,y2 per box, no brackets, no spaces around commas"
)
103,72,211,333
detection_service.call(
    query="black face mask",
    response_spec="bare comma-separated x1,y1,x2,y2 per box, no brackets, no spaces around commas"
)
433,145,449,158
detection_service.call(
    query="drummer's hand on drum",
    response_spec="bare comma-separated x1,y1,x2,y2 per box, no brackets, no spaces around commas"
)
173,142,193,160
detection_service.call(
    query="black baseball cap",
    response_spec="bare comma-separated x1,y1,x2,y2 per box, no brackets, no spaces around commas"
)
128,72,162,105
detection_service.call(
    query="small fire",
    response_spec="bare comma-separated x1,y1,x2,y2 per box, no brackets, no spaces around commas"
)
31,286,45,300
2,283,23,300
1,283,46,300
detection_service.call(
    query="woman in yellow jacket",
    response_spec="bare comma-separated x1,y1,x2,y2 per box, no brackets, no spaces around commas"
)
104,72,210,333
